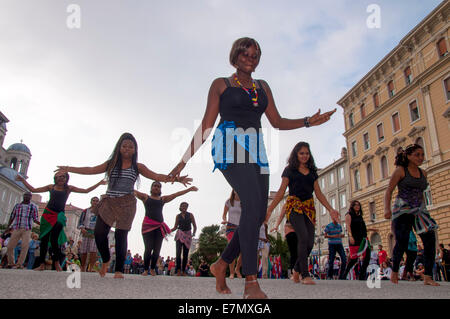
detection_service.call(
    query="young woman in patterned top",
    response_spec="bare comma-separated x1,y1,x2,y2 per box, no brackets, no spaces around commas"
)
57,132,192,278
384,144,439,286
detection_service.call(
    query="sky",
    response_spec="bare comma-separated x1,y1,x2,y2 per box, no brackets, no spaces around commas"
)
0,0,443,258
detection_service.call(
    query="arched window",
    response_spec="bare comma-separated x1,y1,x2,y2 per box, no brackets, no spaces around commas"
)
10,157,17,170
366,163,374,185
381,156,388,179
388,80,395,98
437,38,448,57
404,66,412,85
354,170,361,191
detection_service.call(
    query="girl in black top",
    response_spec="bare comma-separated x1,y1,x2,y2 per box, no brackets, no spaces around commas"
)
134,182,198,276
343,200,377,280
169,37,336,299
16,172,105,271
266,142,339,285
384,144,439,286
171,202,197,276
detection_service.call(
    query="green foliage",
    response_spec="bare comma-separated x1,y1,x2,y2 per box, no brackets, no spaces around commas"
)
193,224,227,267
267,232,290,278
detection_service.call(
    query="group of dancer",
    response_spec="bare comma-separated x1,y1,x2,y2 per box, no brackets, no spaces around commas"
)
13,37,441,299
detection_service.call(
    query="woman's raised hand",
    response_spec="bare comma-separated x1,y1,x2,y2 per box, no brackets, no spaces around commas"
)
309,108,337,127
178,175,192,187
55,166,69,174
168,161,186,183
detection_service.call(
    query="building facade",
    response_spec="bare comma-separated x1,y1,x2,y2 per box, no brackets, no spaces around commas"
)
337,1,450,255
313,148,351,256
0,111,31,225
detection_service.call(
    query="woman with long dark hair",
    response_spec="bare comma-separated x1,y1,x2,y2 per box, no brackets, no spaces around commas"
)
16,172,105,271
266,142,339,285
342,200,377,280
384,144,439,286
168,38,335,298
221,189,243,279
57,132,191,278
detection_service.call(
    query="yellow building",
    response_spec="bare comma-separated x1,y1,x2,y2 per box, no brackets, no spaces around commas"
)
337,1,450,256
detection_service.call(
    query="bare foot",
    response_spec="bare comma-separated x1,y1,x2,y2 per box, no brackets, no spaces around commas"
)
210,258,232,294
114,272,124,279
244,277,268,299
292,271,300,283
98,261,110,278
390,272,399,284
424,276,440,286
141,271,148,276
235,270,243,279
301,276,316,285
150,269,156,276
55,263,63,272
34,264,46,271
229,273,235,279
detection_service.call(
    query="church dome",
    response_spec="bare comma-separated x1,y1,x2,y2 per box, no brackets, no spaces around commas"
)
7,142,31,155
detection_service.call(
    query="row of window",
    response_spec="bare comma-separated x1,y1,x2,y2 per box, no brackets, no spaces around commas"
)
318,166,346,189
350,100,420,157
348,37,449,128
319,191,347,216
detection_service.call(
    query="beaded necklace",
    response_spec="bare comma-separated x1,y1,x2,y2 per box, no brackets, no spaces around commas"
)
234,73,258,107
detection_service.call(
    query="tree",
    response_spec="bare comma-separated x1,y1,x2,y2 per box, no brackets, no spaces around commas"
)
267,232,290,278
191,225,227,271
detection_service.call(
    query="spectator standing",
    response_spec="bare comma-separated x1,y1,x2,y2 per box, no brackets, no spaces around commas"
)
6,192,40,269
27,233,40,269
324,220,346,280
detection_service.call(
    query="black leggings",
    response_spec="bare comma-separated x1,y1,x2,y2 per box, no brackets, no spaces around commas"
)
175,240,190,273
405,250,417,274
285,232,298,270
220,163,269,276
38,222,63,266
143,229,163,271
392,213,436,276
344,244,371,280
94,215,129,273
289,213,315,278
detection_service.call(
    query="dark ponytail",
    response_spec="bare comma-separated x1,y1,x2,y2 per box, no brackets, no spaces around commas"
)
394,144,423,167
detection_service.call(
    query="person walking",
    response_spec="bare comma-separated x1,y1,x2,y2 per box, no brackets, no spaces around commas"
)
6,192,39,269
324,219,347,280
266,142,339,285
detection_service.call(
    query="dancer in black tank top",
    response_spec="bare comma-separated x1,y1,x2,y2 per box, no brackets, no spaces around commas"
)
168,37,336,299
16,172,105,271
384,144,439,286
171,202,197,276
134,181,198,276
